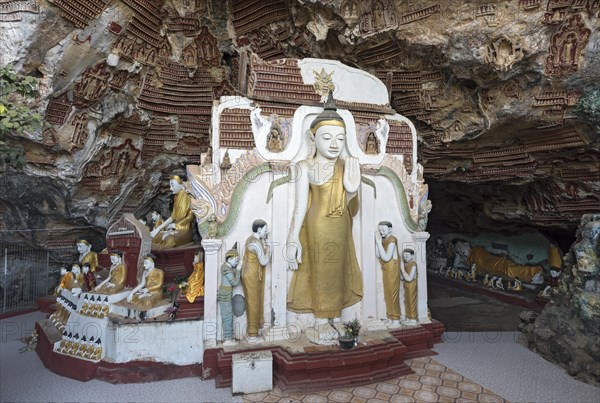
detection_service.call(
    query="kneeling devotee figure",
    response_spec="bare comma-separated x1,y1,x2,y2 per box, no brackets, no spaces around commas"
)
242,219,271,340
95,251,127,294
375,221,401,328
185,250,205,303
286,92,363,344
126,255,164,310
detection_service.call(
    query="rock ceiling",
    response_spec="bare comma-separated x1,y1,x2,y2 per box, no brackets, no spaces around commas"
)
0,0,598,250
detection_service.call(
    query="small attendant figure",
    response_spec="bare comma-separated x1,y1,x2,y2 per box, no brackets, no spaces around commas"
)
401,248,418,326
375,221,401,328
217,245,241,345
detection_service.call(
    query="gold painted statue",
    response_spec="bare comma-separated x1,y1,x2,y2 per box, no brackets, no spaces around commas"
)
286,92,363,345
126,255,164,310
55,266,74,295
94,251,127,294
375,221,401,328
151,175,194,248
401,248,418,325
77,239,98,272
185,250,205,303
241,219,271,339
150,211,164,243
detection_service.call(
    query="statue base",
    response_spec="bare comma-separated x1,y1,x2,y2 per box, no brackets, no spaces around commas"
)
151,243,199,282
112,299,172,320
203,320,445,392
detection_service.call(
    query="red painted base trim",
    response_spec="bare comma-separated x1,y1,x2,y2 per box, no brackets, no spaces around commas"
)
176,295,204,320
204,320,445,392
428,273,548,311
37,295,57,314
0,307,39,320
35,321,201,383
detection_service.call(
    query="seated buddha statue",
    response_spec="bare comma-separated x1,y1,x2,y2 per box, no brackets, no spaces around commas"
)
184,250,205,303
150,175,194,248
94,251,127,294
126,255,164,310
77,239,98,273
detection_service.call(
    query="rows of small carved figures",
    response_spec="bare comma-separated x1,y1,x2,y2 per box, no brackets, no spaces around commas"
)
56,332,102,361
80,294,110,318
439,265,523,292
48,294,77,333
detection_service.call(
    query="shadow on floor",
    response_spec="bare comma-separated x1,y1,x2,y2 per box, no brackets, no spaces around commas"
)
428,283,523,332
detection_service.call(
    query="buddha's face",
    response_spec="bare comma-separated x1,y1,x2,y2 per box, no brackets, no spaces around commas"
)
402,252,413,263
170,179,183,194
77,242,90,254
151,212,160,221
378,225,391,238
83,265,89,274
143,258,154,271
257,225,268,239
72,265,81,274
228,256,239,267
314,125,345,159
110,254,121,265
60,267,67,276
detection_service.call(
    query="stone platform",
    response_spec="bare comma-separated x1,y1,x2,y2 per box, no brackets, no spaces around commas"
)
203,320,444,392
35,313,205,383
151,243,198,282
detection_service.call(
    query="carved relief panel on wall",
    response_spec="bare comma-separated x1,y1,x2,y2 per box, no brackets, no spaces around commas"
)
545,14,591,77
73,62,110,106
360,0,398,34
483,35,523,71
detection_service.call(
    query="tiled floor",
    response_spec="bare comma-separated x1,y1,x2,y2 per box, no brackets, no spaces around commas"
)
243,356,505,403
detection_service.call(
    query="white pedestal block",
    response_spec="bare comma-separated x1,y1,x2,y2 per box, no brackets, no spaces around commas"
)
232,351,273,394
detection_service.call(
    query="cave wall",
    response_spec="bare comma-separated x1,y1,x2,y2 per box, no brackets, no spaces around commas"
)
519,213,600,386
0,0,598,261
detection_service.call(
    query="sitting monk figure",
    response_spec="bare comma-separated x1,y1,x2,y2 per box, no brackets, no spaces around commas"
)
70,263,84,297
94,251,127,294
126,255,164,310
82,263,96,291
77,239,98,273
150,175,194,248
185,250,205,303
55,266,74,295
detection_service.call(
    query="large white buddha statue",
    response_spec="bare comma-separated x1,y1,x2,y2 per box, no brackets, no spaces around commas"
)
286,92,363,344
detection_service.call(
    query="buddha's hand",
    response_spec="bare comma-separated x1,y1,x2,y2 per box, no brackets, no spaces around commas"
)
375,230,382,243
286,238,302,271
343,156,361,194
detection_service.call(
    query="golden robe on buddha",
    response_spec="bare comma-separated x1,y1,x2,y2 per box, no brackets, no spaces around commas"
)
153,191,193,248
467,246,543,282
81,251,98,272
403,261,418,320
130,268,164,309
185,262,205,303
287,160,363,318
96,263,127,294
380,236,400,320
242,237,267,337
